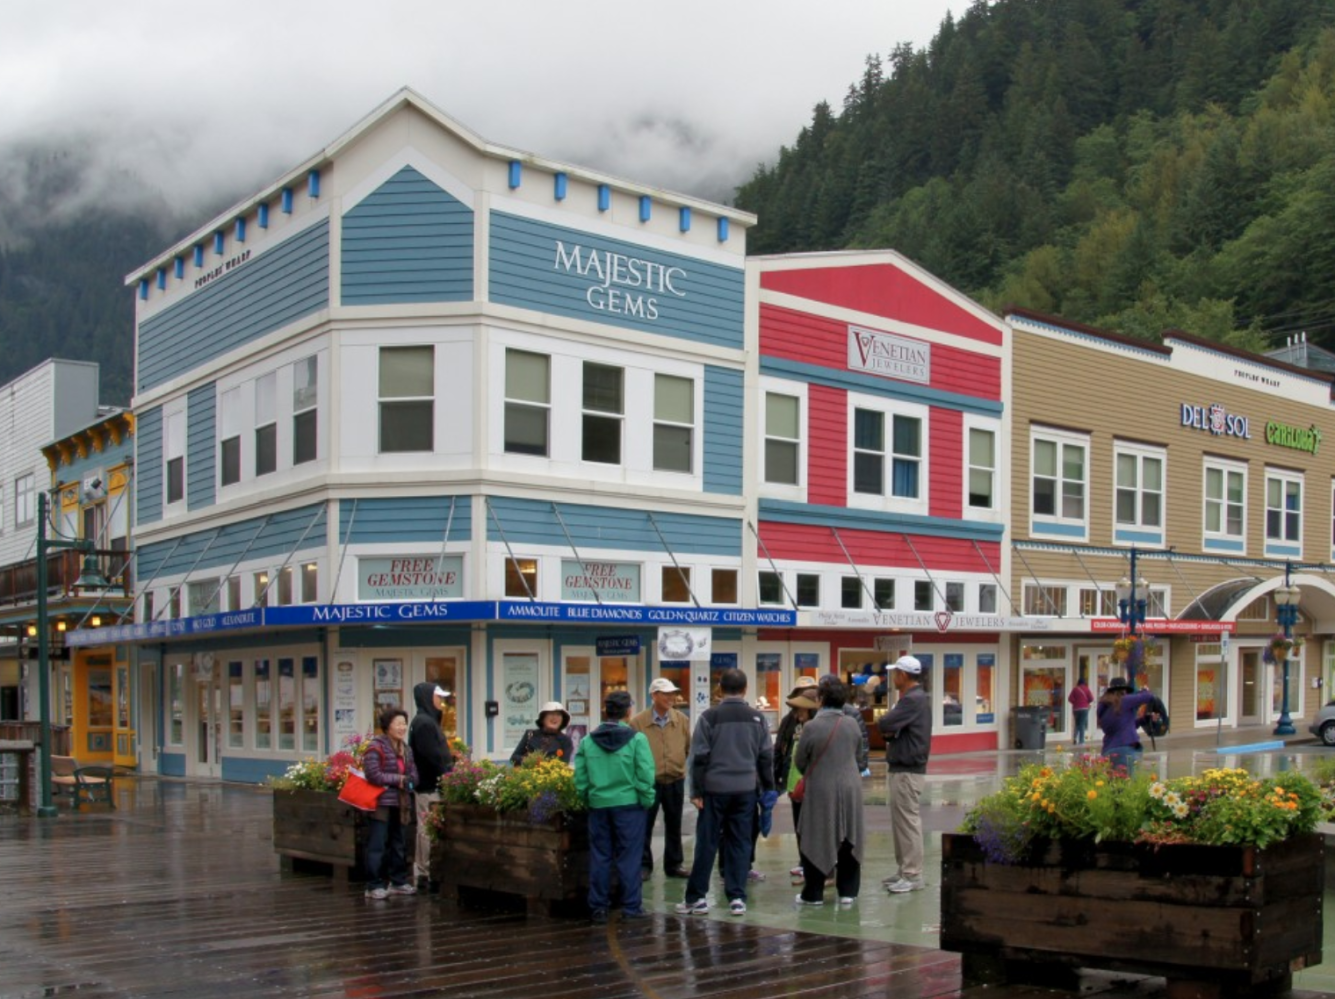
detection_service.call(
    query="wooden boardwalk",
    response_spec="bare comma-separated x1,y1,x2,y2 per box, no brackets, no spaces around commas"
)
0,778,1330,999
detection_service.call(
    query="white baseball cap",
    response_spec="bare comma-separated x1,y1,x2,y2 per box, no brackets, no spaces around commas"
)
889,655,922,675
649,677,681,694
433,685,451,698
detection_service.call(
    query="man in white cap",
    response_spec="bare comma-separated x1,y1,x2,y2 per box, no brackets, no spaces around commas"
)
878,655,931,893
629,677,692,879
409,682,455,891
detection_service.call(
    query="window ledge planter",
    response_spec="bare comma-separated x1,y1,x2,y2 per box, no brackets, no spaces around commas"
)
940,832,1324,996
430,803,589,916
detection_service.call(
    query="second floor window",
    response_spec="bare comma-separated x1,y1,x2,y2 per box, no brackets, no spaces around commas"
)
581,362,623,464
1032,435,1086,523
1266,472,1302,545
967,427,996,509
165,410,185,505
293,355,318,465
653,374,694,472
379,346,434,453
1115,448,1164,531
14,473,35,527
255,371,277,476
764,392,800,486
504,349,549,456
1204,463,1245,542
853,408,921,499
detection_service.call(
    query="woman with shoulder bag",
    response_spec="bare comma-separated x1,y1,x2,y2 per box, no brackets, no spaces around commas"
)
362,706,419,900
793,677,865,907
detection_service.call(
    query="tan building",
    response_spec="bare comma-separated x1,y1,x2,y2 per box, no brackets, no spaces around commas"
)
1006,307,1335,743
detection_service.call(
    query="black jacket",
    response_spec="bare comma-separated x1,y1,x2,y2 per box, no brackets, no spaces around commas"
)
510,728,574,766
408,682,454,793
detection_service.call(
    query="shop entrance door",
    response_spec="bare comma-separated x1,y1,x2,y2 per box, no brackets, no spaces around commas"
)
190,657,223,779
1240,649,1262,724
563,652,638,750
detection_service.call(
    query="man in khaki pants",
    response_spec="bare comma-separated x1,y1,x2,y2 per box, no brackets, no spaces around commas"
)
629,677,692,879
877,655,931,893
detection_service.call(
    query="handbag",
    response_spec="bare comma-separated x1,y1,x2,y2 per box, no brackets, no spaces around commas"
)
790,718,842,803
337,767,385,812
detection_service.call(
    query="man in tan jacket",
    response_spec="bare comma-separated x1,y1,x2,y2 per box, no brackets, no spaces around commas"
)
629,677,692,880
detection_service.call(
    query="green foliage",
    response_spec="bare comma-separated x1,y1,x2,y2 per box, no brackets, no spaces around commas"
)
437,753,583,821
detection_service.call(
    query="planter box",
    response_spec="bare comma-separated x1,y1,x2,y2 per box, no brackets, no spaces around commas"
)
272,788,414,883
430,804,588,915
941,832,1324,996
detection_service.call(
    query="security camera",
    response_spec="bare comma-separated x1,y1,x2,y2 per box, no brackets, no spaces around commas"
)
90,478,102,491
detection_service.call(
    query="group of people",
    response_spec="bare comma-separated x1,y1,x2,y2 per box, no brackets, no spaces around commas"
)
356,658,936,918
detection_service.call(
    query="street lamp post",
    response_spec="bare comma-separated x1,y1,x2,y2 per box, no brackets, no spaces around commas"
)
34,491,106,819
1273,563,1301,737
1115,547,1149,638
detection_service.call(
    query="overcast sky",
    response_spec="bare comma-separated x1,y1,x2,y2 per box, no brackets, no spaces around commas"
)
0,1,959,217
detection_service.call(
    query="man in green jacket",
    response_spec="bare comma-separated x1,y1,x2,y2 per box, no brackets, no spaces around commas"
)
574,690,656,923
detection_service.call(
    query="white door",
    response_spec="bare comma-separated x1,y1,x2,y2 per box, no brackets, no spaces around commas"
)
189,657,223,778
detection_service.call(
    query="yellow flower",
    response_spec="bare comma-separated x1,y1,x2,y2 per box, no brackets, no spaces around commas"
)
1087,790,1098,800
1095,780,1105,787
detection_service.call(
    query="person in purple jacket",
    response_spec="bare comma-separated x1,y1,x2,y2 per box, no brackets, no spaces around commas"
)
362,706,420,899
1097,677,1156,774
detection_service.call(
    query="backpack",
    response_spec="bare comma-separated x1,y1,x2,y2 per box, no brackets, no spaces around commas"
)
1139,695,1170,738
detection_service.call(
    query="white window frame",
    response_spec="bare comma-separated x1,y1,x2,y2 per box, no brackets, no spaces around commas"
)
504,347,551,458
218,387,243,489
580,359,624,466
292,354,319,466
13,472,35,528
1264,468,1303,556
1203,458,1247,554
1023,581,1069,618
963,414,1002,524
254,371,278,477
760,378,806,501
1030,428,1088,539
379,344,435,454
653,373,695,474
846,393,929,515
1113,442,1166,542
163,403,187,509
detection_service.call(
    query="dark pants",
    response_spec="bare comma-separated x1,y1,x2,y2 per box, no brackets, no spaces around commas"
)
686,791,756,904
799,841,860,901
588,805,647,915
642,778,685,873
365,807,410,890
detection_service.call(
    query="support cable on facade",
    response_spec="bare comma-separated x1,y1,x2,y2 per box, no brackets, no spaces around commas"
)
254,507,325,608
432,497,457,603
124,535,185,624
647,511,701,608
187,516,273,622
155,529,224,620
1011,545,1063,616
747,520,799,611
552,503,601,605
486,498,535,601
900,533,947,605
330,498,358,606
1162,550,1206,620
830,527,878,610
1069,547,1114,603
968,539,1020,616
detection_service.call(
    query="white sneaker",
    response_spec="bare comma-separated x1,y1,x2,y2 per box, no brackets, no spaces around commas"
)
794,894,824,907
364,886,389,900
887,877,924,893
789,865,804,877
674,898,710,915
388,883,417,895
729,899,746,916
837,896,856,906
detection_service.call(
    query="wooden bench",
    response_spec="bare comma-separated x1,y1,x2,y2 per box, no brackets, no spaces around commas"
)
50,755,115,807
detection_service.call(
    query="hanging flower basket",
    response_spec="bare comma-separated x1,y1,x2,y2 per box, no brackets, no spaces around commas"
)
1263,633,1301,665
1111,635,1155,672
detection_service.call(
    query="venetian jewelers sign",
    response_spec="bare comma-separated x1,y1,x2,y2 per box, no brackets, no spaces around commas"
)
848,325,930,384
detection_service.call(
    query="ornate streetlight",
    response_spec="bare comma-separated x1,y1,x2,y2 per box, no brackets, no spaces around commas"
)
1273,566,1301,737
1115,547,1149,638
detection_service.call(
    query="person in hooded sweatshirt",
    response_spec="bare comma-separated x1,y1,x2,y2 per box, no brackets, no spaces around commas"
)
573,690,656,924
408,682,454,891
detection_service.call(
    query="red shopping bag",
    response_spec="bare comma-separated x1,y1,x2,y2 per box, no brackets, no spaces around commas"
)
337,768,385,812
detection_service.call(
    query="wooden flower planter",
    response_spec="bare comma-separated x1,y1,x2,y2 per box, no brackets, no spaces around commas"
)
430,803,589,916
940,832,1324,998
272,788,413,884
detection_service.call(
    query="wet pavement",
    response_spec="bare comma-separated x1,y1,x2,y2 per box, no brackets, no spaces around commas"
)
3,726,1335,998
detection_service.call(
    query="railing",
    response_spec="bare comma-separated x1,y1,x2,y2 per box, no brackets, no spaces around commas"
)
0,549,131,608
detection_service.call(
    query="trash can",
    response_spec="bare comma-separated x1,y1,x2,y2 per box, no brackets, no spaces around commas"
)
1012,706,1047,750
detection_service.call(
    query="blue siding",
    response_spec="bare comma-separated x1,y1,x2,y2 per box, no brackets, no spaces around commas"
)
758,499,1004,543
136,407,163,526
137,503,328,579
159,752,185,777
338,496,474,545
186,384,216,511
222,756,291,783
341,167,474,305
703,366,743,496
485,497,741,557
488,212,743,350
138,220,330,392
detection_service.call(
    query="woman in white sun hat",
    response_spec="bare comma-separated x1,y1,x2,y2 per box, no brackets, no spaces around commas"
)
510,701,574,766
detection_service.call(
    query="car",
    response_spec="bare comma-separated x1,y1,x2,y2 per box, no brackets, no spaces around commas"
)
1308,700,1335,745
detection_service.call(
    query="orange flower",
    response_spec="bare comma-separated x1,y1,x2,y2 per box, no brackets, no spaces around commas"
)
556,749,564,758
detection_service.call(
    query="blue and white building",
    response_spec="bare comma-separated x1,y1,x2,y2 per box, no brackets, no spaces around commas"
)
99,89,796,780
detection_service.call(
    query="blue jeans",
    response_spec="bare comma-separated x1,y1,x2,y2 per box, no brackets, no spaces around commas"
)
686,791,756,904
365,807,409,890
1072,709,1089,745
1107,745,1142,776
588,805,647,914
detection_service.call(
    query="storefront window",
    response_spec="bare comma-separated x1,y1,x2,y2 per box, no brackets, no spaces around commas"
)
88,668,113,728
278,658,296,750
1195,643,1224,721
228,661,244,748
795,652,821,684
302,657,319,753
426,655,460,738
168,662,184,746
976,654,995,723
755,653,781,730
565,655,592,746
710,653,737,705
1021,643,1068,735
657,661,690,718
599,657,629,720
254,659,271,749
942,654,963,726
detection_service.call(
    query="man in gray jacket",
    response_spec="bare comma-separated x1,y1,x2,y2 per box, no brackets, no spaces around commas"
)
878,655,931,893
674,668,774,917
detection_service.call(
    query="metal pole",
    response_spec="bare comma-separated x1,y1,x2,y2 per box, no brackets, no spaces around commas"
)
1275,561,1296,736
36,492,56,818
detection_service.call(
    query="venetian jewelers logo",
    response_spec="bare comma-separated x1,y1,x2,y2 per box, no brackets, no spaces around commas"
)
847,326,931,384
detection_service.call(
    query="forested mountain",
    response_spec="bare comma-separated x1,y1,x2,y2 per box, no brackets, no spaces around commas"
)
737,0,1335,351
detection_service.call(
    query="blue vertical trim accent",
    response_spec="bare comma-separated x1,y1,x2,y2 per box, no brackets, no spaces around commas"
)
235,218,246,243
554,172,567,201
308,170,320,198
508,160,522,189
679,207,691,232
639,196,651,222
138,279,149,300
703,365,744,495
717,217,729,242
597,185,610,212
156,269,166,290
186,383,216,512
174,257,184,279
281,188,294,213
193,245,204,267
213,232,224,255
258,203,269,229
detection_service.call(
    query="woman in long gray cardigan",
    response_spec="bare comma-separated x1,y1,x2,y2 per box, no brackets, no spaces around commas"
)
793,677,865,905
